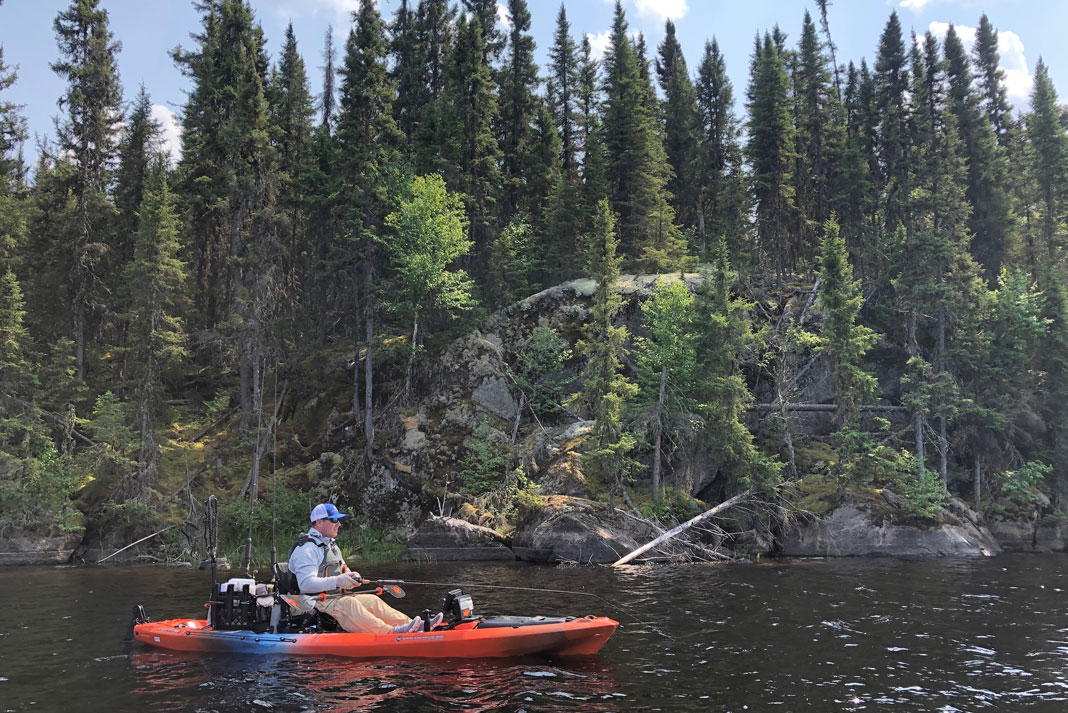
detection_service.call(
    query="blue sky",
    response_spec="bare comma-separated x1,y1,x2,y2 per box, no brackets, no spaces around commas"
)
0,0,1063,168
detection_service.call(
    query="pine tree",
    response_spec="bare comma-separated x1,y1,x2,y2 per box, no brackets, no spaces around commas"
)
389,0,419,152
746,32,797,282
943,24,1012,283
0,42,27,265
461,0,504,67
656,21,701,235
576,200,637,509
51,0,124,381
601,2,686,271
836,60,880,282
121,162,187,503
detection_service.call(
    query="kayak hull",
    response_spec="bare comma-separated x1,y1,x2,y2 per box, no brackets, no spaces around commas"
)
133,616,618,658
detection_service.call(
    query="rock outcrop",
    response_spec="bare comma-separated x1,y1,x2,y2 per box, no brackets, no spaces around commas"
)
780,497,1001,558
403,516,515,561
512,497,658,564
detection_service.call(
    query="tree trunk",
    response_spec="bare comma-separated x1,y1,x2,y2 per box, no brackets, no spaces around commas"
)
405,312,419,397
511,393,525,444
364,303,374,451
651,367,666,501
352,265,361,427
907,309,925,476
973,456,981,512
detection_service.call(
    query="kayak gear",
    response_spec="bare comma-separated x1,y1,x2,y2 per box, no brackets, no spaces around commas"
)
133,585,618,658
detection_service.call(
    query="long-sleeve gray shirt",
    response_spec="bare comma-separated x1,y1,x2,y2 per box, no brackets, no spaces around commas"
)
287,528,346,594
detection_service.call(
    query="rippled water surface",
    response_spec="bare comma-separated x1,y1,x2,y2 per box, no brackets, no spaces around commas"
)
1,555,1067,712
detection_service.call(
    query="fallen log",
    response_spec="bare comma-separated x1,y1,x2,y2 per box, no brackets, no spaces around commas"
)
612,491,751,567
749,403,907,412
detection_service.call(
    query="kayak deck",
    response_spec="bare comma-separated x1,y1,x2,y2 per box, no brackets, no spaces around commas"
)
133,615,618,658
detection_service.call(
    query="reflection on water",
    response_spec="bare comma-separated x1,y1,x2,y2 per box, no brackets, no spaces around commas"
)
1,555,1068,711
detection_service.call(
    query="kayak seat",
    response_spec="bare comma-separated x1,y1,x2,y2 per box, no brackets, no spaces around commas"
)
475,616,576,629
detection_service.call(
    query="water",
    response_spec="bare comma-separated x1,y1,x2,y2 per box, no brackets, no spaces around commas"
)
1,555,1067,712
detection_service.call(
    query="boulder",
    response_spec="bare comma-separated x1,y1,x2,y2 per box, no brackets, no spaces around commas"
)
989,519,1035,551
512,497,655,565
1035,520,1068,552
404,516,515,562
0,534,80,566
780,501,1001,558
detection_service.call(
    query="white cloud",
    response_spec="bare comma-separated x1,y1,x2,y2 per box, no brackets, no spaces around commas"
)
900,0,934,11
927,22,1033,106
496,2,511,31
586,30,612,62
256,0,360,29
151,104,183,166
633,0,688,23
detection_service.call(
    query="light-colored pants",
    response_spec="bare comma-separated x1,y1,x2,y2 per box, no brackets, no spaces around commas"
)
314,593,412,634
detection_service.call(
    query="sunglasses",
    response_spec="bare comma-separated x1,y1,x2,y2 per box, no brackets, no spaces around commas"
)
327,517,341,524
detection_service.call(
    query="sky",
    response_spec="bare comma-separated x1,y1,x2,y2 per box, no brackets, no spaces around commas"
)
1,0,1065,170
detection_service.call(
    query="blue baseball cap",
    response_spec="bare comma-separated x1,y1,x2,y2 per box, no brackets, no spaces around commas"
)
310,503,350,522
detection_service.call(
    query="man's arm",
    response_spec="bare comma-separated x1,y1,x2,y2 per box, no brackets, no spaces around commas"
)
288,543,342,594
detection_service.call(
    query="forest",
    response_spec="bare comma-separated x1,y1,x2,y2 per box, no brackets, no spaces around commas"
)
1,0,1066,558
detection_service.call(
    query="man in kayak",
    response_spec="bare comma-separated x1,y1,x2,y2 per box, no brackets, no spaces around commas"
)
287,503,444,634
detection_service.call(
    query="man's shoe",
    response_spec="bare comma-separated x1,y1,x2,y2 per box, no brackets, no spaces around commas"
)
428,612,444,630
392,616,422,634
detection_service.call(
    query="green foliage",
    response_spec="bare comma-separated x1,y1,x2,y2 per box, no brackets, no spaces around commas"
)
0,441,82,535
894,465,948,520
995,461,1051,506
487,213,540,308
641,486,702,523
459,418,508,495
511,325,572,418
204,391,233,423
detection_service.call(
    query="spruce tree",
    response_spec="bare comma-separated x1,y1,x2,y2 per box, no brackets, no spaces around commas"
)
601,2,686,271
1026,59,1068,262
656,21,701,233
121,162,187,503
873,11,910,237
943,24,1012,283
633,280,698,500
336,0,404,450
695,39,748,264
548,4,579,180
973,15,1014,145
51,0,124,381
497,0,540,222
113,86,162,271
746,33,797,283
441,14,501,280
0,42,27,265
576,200,637,509
461,0,504,67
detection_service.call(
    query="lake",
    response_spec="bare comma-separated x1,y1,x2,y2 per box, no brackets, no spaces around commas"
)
1,554,1066,712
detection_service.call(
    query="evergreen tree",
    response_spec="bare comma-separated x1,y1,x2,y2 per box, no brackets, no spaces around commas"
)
497,0,540,223
695,39,748,263
1026,59,1068,262
336,0,404,450
873,11,910,237
461,0,504,67
632,280,698,500
442,14,501,280
657,20,701,234
816,215,878,428
746,32,797,282
267,22,314,294
576,200,637,509
113,86,162,271
51,0,124,381
389,0,419,151
121,162,187,503
0,42,27,265
694,236,782,490
943,24,1012,283
601,2,686,271
548,4,579,180
410,0,455,173
973,15,1014,145
837,60,881,282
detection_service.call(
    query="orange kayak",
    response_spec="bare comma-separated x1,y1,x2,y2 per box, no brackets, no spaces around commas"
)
133,615,619,659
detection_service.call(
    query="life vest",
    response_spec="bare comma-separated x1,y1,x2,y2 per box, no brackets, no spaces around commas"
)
276,533,345,594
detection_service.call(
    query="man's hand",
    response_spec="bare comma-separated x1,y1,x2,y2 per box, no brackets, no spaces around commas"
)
333,572,359,591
